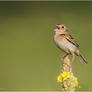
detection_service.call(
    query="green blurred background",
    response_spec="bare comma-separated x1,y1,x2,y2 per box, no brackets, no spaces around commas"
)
0,1,91,91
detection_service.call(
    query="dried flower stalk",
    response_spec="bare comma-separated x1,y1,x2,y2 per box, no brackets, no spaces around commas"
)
57,56,79,92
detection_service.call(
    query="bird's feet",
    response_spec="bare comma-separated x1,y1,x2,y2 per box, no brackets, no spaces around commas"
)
64,62,72,70
61,53,69,64
61,56,65,63
69,62,72,69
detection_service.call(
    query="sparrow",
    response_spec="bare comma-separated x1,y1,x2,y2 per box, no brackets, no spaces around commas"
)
54,24,87,65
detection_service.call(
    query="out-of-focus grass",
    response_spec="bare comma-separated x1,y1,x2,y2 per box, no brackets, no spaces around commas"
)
0,1,91,91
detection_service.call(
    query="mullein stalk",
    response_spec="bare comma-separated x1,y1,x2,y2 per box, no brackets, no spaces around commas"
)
57,56,79,92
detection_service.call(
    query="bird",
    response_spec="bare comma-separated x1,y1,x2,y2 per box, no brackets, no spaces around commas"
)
54,24,87,66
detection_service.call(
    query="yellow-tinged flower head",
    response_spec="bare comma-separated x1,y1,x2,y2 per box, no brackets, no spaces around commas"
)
74,78,78,87
57,72,70,82
57,72,79,88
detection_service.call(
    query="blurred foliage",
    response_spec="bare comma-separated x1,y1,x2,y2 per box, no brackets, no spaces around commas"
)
0,1,91,91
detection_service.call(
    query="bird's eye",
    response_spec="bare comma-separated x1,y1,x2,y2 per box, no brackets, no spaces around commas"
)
62,26,64,28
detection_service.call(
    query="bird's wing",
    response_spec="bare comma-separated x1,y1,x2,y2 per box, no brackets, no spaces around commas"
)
65,34,79,48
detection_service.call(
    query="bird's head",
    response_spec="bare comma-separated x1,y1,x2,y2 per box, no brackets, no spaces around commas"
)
54,24,68,34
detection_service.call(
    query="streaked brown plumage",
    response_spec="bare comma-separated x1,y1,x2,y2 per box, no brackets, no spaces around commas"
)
54,24,87,65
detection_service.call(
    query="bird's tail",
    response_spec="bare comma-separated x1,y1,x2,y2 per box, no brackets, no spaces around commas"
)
78,54,87,64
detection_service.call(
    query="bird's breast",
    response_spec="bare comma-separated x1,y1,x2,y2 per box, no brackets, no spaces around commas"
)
54,35,76,53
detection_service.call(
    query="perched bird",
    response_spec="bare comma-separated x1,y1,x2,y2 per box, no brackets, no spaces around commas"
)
54,24,87,65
